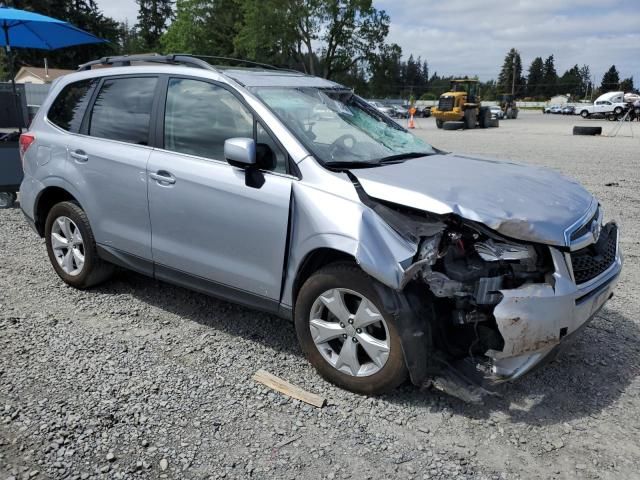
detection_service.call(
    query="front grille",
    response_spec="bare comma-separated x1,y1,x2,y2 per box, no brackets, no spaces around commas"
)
570,223,617,284
438,96,454,111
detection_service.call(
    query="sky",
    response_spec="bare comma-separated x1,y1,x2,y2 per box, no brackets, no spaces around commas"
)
95,0,640,84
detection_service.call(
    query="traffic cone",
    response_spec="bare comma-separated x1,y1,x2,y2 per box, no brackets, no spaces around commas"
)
408,114,415,129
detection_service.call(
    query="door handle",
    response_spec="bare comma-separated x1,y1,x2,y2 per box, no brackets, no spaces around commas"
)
69,150,88,162
149,171,176,185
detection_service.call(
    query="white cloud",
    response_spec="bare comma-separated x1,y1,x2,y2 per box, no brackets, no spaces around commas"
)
376,0,640,82
95,0,139,25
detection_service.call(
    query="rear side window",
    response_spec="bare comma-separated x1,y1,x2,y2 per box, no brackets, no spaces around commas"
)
47,79,97,132
88,77,157,145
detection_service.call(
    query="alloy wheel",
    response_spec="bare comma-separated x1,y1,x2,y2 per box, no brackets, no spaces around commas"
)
51,216,85,276
309,288,390,377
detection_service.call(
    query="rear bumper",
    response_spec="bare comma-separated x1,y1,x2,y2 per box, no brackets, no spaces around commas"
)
485,227,622,382
18,172,41,226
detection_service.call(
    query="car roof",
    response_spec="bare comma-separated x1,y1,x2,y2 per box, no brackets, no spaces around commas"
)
221,68,343,88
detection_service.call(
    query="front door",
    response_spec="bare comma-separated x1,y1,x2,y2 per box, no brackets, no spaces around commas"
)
147,77,292,302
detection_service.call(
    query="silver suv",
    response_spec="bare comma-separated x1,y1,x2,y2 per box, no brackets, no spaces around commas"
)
19,55,622,398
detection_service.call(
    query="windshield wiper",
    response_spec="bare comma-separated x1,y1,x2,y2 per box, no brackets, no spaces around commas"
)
376,152,432,164
323,160,381,169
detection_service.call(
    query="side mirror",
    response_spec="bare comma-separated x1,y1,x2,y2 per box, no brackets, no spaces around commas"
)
224,138,256,168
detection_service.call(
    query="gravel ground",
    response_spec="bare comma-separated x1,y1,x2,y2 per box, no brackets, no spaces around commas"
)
1,111,639,480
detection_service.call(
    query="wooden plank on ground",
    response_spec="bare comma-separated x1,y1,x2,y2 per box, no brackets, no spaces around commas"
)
252,369,326,408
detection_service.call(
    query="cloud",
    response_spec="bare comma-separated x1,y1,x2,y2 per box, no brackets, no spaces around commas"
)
95,0,139,25
376,0,639,82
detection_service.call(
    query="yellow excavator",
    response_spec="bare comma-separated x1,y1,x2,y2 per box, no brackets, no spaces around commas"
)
431,79,493,129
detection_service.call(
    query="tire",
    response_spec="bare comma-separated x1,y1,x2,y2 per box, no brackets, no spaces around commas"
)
614,106,623,115
463,109,476,129
45,201,114,289
488,118,499,128
478,107,491,128
512,109,518,119
0,192,17,209
580,110,589,118
435,119,444,129
443,121,464,130
294,262,408,395
607,114,617,122
573,126,602,136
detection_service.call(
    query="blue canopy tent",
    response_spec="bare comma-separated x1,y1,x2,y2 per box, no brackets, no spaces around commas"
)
0,6,106,207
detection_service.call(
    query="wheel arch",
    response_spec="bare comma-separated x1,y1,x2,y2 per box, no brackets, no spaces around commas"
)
34,186,81,237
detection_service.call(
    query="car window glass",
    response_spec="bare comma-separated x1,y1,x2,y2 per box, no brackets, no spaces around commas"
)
256,122,287,173
89,77,157,145
48,79,97,132
164,78,253,160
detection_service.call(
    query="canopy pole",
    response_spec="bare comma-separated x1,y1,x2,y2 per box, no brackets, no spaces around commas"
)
3,21,22,133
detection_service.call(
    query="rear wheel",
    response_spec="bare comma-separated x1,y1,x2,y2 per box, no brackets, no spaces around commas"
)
45,201,114,289
478,107,491,128
435,119,444,129
614,106,623,115
294,263,407,395
580,110,589,118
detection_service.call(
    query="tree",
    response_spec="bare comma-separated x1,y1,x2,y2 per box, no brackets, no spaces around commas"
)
619,76,635,93
162,0,243,57
579,64,592,99
600,65,620,92
526,57,544,98
558,64,582,98
542,55,558,97
367,43,402,97
119,21,144,55
136,0,174,51
235,0,391,79
497,48,525,97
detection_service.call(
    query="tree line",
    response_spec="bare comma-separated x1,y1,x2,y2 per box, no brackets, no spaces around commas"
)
3,0,637,101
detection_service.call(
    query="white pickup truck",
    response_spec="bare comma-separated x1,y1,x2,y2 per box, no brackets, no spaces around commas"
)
576,91,627,118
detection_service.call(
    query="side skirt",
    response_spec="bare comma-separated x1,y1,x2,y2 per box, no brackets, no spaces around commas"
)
97,245,284,318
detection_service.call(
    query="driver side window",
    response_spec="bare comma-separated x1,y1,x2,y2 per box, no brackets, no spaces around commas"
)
164,78,253,161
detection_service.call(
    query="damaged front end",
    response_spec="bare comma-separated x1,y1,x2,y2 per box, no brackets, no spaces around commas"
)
354,184,623,400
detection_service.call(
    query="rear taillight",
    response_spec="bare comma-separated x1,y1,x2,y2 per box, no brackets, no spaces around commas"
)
19,133,35,171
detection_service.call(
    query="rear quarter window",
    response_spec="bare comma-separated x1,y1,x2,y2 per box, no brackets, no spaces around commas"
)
88,77,157,145
47,79,97,132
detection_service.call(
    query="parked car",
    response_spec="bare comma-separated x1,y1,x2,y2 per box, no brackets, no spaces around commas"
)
489,105,503,119
543,105,563,114
417,106,432,118
576,91,627,118
562,105,575,115
368,101,395,117
393,105,409,118
19,54,622,399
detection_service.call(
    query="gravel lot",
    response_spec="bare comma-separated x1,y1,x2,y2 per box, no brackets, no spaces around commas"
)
1,111,639,480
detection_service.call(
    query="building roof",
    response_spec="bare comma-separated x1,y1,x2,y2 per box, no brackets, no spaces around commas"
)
15,66,73,82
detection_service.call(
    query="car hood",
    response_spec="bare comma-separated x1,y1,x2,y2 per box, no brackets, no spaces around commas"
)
352,153,595,246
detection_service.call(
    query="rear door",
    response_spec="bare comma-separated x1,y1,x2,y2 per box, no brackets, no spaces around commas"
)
65,75,159,261
147,77,293,302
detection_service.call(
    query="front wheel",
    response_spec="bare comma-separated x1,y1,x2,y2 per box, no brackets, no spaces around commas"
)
580,110,589,118
45,201,114,289
294,263,407,395
435,118,444,129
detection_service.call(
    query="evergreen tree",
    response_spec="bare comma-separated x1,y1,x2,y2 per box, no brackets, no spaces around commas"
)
526,57,544,98
579,64,591,98
600,65,620,93
619,77,635,93
136,0,174,51
497,48,525,97
542,55,558,97
558,64,582,98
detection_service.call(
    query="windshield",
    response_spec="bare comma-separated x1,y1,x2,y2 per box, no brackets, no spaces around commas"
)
251,87,435,166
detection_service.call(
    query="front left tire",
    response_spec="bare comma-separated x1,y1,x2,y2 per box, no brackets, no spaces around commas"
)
294,262,407,395
45,201,113,289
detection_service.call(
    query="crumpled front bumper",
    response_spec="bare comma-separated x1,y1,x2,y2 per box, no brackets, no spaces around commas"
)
484,226,622,382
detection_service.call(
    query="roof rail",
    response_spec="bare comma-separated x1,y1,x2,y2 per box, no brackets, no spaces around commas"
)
77,54,219,72
194,55,299,72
